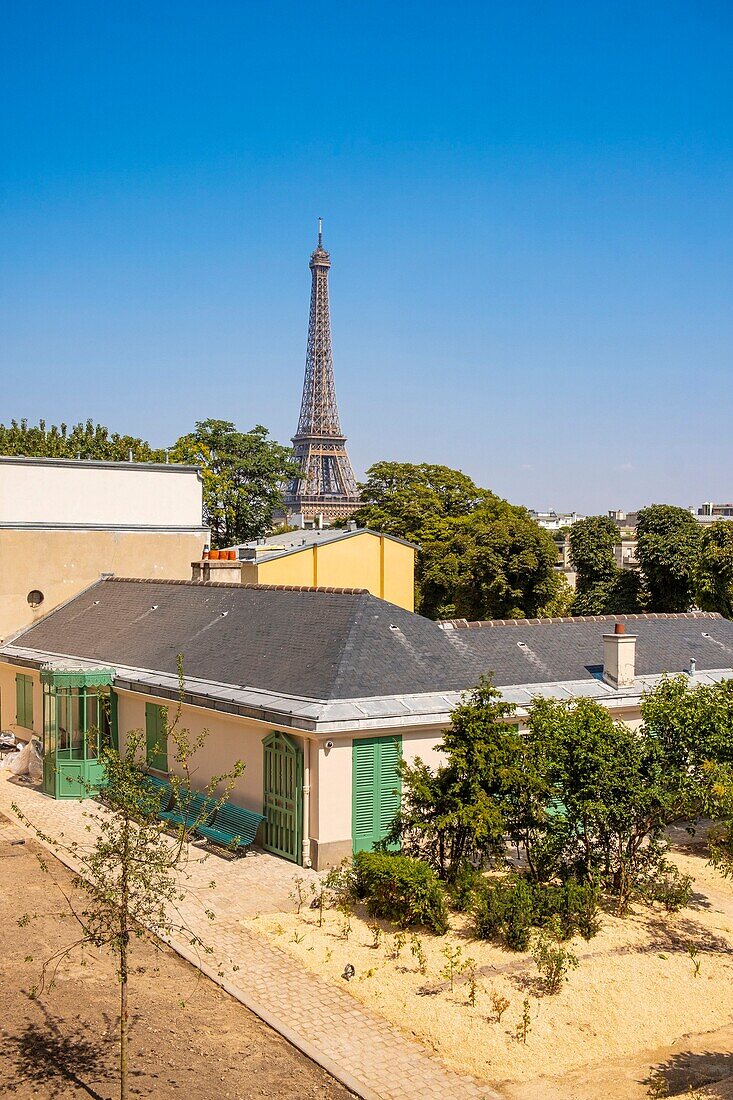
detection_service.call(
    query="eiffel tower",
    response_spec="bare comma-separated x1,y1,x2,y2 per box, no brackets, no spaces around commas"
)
283,220,360,525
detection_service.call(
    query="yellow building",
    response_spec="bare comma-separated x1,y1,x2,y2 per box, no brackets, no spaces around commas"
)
192,527,417,612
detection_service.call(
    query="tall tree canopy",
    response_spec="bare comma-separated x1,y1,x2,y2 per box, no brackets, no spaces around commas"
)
353,461,562,620
636,504,702,612
697,521,733,619
568,514,643,615
169,420,297,547
0,418,164,462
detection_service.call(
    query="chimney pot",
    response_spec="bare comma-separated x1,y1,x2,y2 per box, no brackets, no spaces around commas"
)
603,626,637,689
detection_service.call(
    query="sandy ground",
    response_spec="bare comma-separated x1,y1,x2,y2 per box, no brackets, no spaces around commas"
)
0,823,351,1100
247,841,733,1099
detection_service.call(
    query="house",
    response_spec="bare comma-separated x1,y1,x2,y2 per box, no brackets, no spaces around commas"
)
0,456,209,640
192,526,417,611
0,576,730,868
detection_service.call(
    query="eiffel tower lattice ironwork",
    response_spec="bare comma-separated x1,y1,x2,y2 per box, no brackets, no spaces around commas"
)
284,220,360,522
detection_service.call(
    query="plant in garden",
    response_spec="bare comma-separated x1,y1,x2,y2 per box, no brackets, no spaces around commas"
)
410,933,428,974
440,944,463,993
461,956,478,1006
368,922,382,949
290,930,305,945
687,944,701,978
310,882,327,927
387,931,407,960
353,851,449,933
386,679,519,879
490,990,510,1023
12,665,244,1100
515,997,532,1044
290,876,307,916
531,922,579,995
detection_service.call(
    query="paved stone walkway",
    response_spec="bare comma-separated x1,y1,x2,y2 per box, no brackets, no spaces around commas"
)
0,774,501,1100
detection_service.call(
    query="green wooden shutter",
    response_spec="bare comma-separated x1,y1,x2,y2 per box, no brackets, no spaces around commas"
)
109,690,119,751
16,674,33,729
352,735,402,854
145,703,168,772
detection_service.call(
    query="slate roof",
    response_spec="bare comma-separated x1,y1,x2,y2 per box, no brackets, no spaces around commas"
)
4,577,733,702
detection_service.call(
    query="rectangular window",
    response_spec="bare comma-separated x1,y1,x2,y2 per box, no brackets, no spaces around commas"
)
145,702,168,772
15,674,34,730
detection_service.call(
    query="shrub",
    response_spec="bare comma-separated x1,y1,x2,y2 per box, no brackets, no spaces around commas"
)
471,875,601,950
472,876,535,950
353,851,450,934
634,861,693,913
532,921,579,994
447,862,483,912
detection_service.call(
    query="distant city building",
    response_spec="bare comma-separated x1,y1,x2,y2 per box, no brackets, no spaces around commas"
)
282,221,360,528
529,509,585,531
696,502,733,523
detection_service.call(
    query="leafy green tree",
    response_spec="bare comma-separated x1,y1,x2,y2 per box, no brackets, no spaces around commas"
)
526,691,706,908
352,461,493,540
388,678,518,878
636,504,702,612
419,504,561,621
13,672,244,1100
698,521,733,618
0,418,164,462
353,461,560,620
568,515,643,615
569,515,619,588
170,419,298,547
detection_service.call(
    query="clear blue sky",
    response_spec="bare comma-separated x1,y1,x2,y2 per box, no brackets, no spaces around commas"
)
2,1,732,513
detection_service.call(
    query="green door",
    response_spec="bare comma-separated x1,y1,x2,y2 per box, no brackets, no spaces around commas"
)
352,735,402,854
262,732,303,863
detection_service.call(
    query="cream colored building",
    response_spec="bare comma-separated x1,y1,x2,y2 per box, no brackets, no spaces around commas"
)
0,457,208,641
192,526,417,612
0,575,726,869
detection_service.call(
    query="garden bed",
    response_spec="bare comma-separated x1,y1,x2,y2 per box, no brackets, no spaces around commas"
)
248,845,733,1098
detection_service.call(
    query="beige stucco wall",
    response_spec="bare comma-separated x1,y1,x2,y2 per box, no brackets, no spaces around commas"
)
0,528,208,642
0,459,203,528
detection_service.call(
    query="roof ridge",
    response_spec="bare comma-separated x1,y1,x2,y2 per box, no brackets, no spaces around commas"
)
440,611,724,629
104,576,369,595
327,590,379,700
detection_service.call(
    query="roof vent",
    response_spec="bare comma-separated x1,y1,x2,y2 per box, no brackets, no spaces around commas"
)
517,641,529,650
220,611,229,618
150,604,159,611
702,632,711,638
389,624,399,631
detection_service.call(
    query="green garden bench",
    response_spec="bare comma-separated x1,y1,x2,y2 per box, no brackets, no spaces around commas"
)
159,787,216,831
195,802,265,856
144,774,173,813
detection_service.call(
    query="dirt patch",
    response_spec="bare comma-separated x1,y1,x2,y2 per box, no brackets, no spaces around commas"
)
0,821,351,1100
249,847,733,1097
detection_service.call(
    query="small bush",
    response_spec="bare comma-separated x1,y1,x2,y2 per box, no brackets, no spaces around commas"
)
353,851,449,934
532,922,579,994
447,862,483,912
635,862,693,913
472,876,535,950
471,875,601,950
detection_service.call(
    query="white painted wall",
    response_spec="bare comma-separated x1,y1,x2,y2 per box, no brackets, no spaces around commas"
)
0,458,203,529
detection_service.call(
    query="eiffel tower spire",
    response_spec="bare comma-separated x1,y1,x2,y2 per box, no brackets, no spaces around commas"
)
284,221,360,523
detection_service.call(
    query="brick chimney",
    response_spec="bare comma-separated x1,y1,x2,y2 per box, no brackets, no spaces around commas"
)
602,622,637,689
